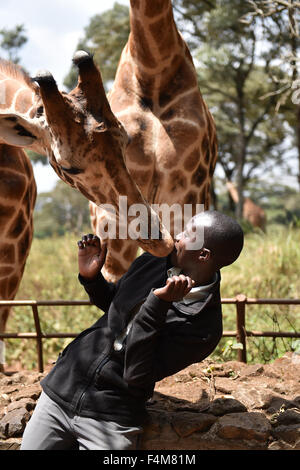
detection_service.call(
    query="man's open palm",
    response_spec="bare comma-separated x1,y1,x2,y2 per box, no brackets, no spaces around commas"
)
78,234,107,280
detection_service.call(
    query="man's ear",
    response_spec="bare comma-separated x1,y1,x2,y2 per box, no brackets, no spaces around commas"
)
198,248,211,262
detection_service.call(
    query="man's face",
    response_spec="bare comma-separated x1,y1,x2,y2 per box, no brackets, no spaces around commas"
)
172,216,205,268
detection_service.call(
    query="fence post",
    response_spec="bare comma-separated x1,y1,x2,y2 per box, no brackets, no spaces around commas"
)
236,294,247,363
31,303,44,373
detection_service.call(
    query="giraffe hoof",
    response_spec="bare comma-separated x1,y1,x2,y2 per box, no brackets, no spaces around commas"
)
32,70,56,84
73,50,93,66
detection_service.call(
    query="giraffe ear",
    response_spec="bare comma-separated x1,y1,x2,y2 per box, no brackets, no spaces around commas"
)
0,115,37,147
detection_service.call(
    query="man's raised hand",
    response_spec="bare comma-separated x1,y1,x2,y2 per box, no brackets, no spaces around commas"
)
77,234,107,280
153,274,195,302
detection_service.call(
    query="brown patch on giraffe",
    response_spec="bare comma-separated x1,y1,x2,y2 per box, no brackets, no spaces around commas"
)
115,61,135,97
0,145,23,172
136,78,155,104
183,149,200,172
7,274,20,297
168,170,187,193
0,204,16,226
17,227,31,264
0,170,27,200
127,137,152,166
130,0,140,10
184,191,197,205
91,188,107,204
163,122,199,165
105,256,126,277
7,210,27,239
200,136,210,165
159,57,197,107
144,0,169,18
0,307,10,332
192,163,208,187
129,169,151,188
149,7,176,56
0,243,16,264
130,18,157,68
0,266,14,277
160,92,206,128
20,151,34,178
109,239,123,253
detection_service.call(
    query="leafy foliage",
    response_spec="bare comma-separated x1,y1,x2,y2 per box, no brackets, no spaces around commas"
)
0,24,27,64
64,2,130,91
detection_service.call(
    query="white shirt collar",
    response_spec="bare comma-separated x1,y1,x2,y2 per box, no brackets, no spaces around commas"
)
167,267,218,304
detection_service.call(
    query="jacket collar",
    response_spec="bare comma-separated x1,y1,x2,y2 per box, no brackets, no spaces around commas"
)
172,271,221,316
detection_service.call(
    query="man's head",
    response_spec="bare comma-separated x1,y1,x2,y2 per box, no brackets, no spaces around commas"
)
172,210,244,274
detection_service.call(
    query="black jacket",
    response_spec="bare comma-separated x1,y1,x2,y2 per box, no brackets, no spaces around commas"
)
41,252,223,426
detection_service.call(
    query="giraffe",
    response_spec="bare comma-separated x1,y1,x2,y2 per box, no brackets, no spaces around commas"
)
89,0,218,280
0,0,218,283
226,181,267,231
0,144,37,371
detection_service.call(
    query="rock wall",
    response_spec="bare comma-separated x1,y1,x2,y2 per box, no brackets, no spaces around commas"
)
1,353,299,450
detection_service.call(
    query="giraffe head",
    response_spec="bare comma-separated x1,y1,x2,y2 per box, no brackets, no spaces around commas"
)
33,51,174,256
33,51,127,189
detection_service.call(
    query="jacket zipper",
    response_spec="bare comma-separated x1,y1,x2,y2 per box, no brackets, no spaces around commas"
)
75,353,111,415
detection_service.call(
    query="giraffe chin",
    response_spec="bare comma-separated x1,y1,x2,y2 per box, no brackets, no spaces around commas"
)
137,236,174,258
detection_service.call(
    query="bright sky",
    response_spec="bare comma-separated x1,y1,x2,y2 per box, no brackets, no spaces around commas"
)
0,0,128,192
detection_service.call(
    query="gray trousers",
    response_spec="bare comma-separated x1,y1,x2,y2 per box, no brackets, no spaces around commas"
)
20,391,143,450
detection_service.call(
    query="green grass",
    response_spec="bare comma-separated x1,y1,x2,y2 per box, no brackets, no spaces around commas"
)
216,224,300,363
4,225,300,369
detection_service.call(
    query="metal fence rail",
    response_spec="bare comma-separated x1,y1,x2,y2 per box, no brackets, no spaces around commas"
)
0,296,299,372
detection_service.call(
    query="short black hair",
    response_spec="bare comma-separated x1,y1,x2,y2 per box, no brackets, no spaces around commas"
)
194,211,244,269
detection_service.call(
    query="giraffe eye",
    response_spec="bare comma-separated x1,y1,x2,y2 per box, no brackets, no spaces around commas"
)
61,166,83,175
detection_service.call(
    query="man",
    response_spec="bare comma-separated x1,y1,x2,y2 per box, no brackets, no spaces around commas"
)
21,211,244,450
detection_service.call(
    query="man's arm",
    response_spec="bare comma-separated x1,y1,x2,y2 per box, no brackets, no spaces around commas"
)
123,275,215,389
77,234,118,312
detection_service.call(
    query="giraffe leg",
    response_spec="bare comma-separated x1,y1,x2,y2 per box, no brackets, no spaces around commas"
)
102,238,139,283
89,203,139,282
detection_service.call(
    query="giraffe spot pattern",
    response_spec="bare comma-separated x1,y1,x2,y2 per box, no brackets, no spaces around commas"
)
168,170,187,193
130,18,157,68
7,210,27,239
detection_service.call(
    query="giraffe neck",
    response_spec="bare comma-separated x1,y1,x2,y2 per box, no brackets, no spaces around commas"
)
128,0,185,76
226,181,239,204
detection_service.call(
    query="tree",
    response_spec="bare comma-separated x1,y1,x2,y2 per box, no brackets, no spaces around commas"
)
64,2,130,91
241,0,300,188
0,24,27,64
173,0,293,219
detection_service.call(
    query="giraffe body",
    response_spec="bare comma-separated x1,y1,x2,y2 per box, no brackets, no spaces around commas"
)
226,181,266,231
0,144,36,370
